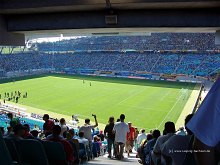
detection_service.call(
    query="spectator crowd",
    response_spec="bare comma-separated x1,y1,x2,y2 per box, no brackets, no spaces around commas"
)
36,33,220,52
0,33,220,78
1,108,220,165
0,51,219,77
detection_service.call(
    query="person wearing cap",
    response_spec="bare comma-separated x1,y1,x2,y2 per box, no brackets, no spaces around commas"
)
125,121,135,156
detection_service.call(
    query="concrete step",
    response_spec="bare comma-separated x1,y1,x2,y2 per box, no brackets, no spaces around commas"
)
84,152,140,165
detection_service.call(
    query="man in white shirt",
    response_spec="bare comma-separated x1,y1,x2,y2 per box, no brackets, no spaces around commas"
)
79,115,98,152
79,115,98,142
137,129,147,147
113,114,130,160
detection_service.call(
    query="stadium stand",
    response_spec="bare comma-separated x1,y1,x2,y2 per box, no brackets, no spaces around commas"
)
0,33,220,78
36,33,220,52
0,33,220,165
0,51,219,77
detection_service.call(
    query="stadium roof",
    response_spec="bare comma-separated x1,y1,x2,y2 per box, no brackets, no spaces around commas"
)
24,28,219,41
1,0,220,45
1,0,220,14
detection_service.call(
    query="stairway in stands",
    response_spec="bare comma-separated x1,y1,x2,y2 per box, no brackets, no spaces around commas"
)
85,152,139,165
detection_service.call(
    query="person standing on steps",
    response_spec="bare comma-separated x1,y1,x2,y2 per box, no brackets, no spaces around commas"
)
113,114,130,160
104,116,116,158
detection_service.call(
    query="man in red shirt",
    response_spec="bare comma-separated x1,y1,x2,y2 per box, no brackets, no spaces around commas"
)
126,122,135,157
43,114,54,137
46,125,75,164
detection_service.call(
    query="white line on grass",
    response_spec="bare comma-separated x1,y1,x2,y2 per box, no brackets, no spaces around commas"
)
119,104,165,112
157,92,183,129
160,90,171,101
117,89,145,105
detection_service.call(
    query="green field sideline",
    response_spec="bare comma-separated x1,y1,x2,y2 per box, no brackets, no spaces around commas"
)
0,74,196,131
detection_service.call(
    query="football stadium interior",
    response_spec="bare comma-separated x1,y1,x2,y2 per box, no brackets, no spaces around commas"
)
0,1,220,165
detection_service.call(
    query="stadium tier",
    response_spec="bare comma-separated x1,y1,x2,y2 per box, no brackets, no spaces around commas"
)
36,33,220,51
0,52,219,77
0,33,220,78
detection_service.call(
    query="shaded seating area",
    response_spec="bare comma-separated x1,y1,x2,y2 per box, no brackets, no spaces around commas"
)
43,141,67,165
0,113,102,165
3,138,49,165
3,138,21,164
1,137,82,165
69,140,80,164
0,131,15,165
19,139,49,165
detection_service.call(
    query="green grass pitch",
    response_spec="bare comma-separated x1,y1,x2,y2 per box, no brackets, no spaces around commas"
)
0,74,196,131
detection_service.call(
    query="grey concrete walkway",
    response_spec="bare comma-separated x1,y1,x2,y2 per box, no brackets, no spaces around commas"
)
84,152,140,165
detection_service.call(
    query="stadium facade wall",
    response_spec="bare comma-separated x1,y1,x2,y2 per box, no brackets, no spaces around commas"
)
53,68,206,83
1,68,211,84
